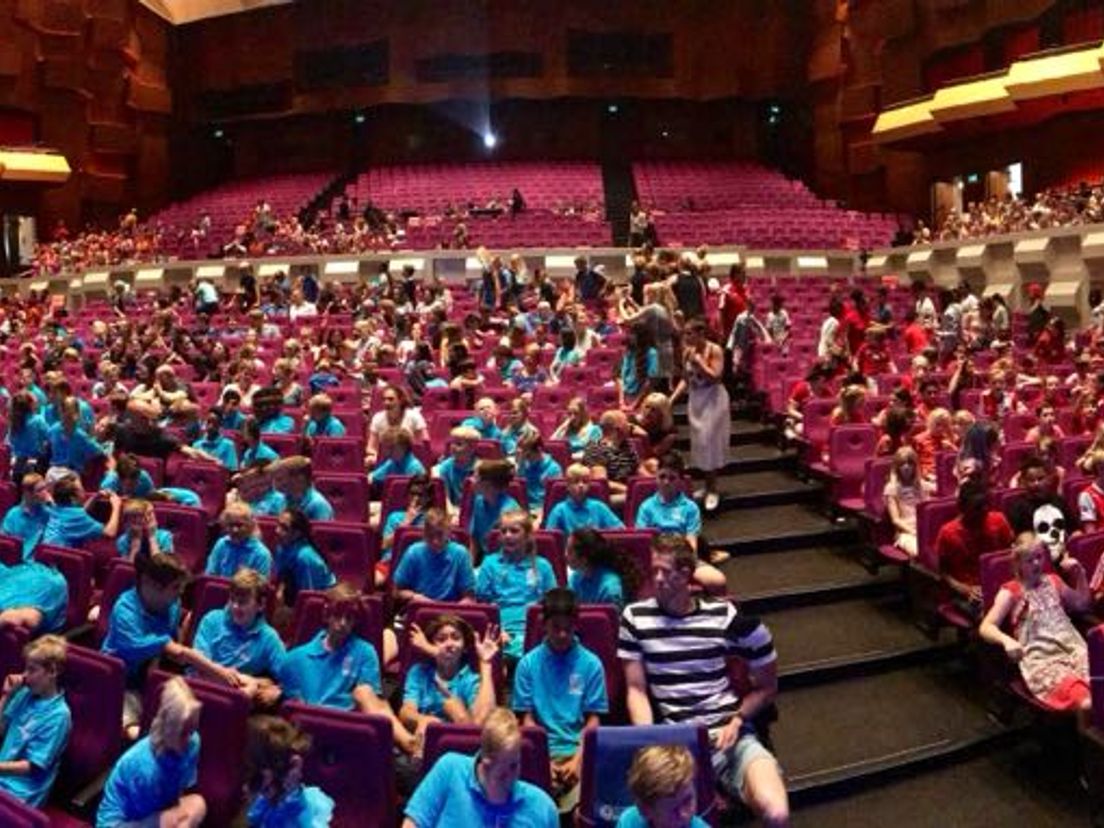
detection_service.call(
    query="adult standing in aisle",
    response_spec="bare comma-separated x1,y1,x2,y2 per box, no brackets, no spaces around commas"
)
671,319,729,513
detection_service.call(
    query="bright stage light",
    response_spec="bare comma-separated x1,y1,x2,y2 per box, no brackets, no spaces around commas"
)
483,131,497,149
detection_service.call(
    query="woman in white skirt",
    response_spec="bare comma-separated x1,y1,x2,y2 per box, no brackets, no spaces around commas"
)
671,319,729,513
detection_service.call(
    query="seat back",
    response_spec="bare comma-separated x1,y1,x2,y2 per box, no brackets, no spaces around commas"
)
181,576,231,645
311,437,366,474
143,670,250,828
313,473,369,524
284,703,397,828
935,450,958,497
0,791,47,828
151,503,210,574
35,545,94,631
54,646,125,800
264,433,305,458
0,534,21,566
523,603,623,720
980,550,1014,612
541,478,611,522
421,723,551,790
457,478,529,532
380,476,448,524
828,425,879,501
311,522,378,591
136,455,165,487
287,591,384,656
94,560,137,646
1000,441,1035,486
916,497,959,572
169,461,228,519
862,456,894,521
577,725,715,828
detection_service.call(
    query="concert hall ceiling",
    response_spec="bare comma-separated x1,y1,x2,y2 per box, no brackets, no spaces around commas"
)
139,0,293,25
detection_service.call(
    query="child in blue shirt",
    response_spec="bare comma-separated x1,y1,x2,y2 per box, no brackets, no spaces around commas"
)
0,558,69,635
567,528,635,607
244,716,335,828
0,635,71,808
616,745,710,828
399,613,498,734
193,568,286,707
103,453,203,509
475,509,557,663
513,588,608,811
192,409,239,471
240,417,279,469
272,508,335,606
404,707,559,828
274,456,337,521
253,387,297,435
280,583,419,756
42,473,123,549
618,329,660,411
393,508,476,603
379,475,433,584
303,393,346,438
1,473,52,560
551,396,603,460
468,459,522,561
206,502,273,578
102,553,239,739
6,391,49,482
116,499,174,561
544,463,624,536
461,397,504,443
220,389,247,431
516,433,563,516
500,397,541,458
46,397,106,477
433,425,480,515
369,426,426,485
96,676,206,828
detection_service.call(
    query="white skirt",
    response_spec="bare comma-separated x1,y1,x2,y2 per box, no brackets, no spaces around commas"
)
688,382,730,472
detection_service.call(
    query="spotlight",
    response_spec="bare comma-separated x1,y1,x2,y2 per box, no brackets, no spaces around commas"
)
354,113,366,124
483,131,498,149
608,104,619,114
213,129,224,139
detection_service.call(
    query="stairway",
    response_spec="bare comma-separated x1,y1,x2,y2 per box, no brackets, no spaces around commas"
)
601,161,636,246
680,410,1091,827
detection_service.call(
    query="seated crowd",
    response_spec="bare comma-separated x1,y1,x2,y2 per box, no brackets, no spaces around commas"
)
0,251,790,826
782,274,1104,715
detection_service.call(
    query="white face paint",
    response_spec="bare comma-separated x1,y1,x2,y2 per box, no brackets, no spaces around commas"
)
1032,503,1067,563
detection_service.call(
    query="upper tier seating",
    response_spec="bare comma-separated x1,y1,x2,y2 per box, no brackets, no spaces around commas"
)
634,161,900,249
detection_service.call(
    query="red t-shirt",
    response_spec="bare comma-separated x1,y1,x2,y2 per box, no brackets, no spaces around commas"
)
720,283,748,341
936,512,1015,586
902,322,930,354
842,306,870,355
855,344,891,377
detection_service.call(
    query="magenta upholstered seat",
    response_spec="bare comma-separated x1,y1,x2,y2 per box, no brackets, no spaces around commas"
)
287,591,385,656
151,503,210,574
0,790,47,827
35,545,94,631
284,703,397,828
169,460,228,520
311,437,366,474
828,424,879,509
93,560,137,647
310,521,377,592
313,473,369,524
915,497,959,573
596,529,657,600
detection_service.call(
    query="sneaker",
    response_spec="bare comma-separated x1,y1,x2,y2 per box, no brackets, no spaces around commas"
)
704,492,720,511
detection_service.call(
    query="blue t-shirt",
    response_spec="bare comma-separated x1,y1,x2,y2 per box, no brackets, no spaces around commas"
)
369,452,426,485
206,535,273,578
403,661,481,718
96,733,200,827
101,587,181,682
568,566,624,608
280,631,381,711
0,561,68,633
616,807,709,828
381,510,425,562
513,640,608,758
274,539,336,595
405,752,558,828
282,486,336,522
46,423,104,471
475,552,557,660
192,435,239,471
393,540,476,602
459,417,503,443
544,497,623,536
304,417,346,438
635,491,702,535
43,503,104,549
115,528,175,558
561,423,601,457
434,456,476,507
501,423,540,458
6,415,49,460
1,503,51,560
44,398,95,432
193,607,286,677
516,454,563,510
101,470,155,498
0,687,71,806
246,488,287,517
619,348,659,398
258,414,297,435
221,409,247,431
468,494,521,558
242,442,279,468
247,785,335,828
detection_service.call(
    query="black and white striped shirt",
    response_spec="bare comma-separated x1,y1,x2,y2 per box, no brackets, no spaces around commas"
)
618,597,776,729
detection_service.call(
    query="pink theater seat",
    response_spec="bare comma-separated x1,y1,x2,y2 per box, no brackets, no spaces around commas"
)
421,722,551,790
828,425,879,510
915,497,960,574
151,503,210,574
541,477,611,522
169,460,228,520
379,476,448,525
314,473,369,524
94,560,137,647
0,791,47,827
310,438,366,474
35,545,94,632
597,529,657,600
287,591,385,656
283,704,398,828
311,521,377,592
